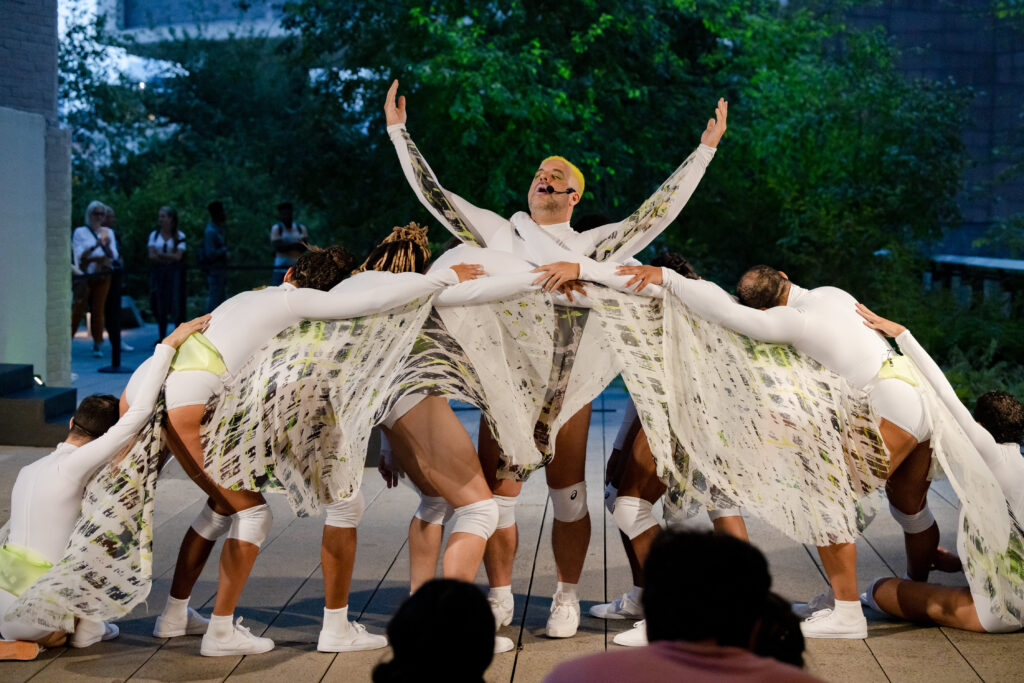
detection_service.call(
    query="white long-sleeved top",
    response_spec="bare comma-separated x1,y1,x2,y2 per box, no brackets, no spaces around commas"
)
204,269,459,374
387,123,716,270
7,344,175,565
660,272,891,390
895,330,1024,519
72,226,119,274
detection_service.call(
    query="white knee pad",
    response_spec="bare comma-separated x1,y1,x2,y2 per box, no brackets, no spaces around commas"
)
191,503,233,541
494,495,517,530
889,502,935,534
549,482,588,523
604,483,618,514
325,491,365,529
450,499,499,540
227,503,273,548
612,496,659,540
707,506,743,522
414,495,453,526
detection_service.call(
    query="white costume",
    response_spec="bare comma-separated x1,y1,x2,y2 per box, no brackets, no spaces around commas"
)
896,330,1024,632
659,273,929,442
1,344,174,640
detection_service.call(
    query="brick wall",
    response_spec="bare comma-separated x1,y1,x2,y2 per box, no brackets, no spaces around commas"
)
0,0,58,122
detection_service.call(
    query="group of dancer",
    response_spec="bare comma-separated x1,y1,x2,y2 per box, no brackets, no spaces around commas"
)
2,79,1022,666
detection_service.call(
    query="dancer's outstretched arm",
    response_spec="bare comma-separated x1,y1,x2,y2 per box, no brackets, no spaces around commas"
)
385,80,505,247
617,265,804,344
58,317,210,481
587,98,727,263
286,267,470,319
857,304,1003,458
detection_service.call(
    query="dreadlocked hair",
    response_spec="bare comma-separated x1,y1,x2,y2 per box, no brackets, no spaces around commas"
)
736,265,788,309
290,245,356,291
353,222,432,275
651,250,699,280
974,391,1024,445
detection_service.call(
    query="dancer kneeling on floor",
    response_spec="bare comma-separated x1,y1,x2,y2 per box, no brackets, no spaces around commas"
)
543,530,822,682
856,304,1024,633
0,318,208,659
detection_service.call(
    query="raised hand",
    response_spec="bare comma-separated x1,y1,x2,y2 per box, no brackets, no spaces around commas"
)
452,263,485,282
855,302,906,338
532,261,581,292
616,264,663,292
384,79,408,127
700,97,728,148
162,315,212,348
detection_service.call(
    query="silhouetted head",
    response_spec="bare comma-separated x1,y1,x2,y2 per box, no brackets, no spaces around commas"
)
276,201,294,225
288,245,356,290
643,530,771,648
736,265,790,309
752,592,805,667
69,394,120,441
207,200,226,225
373,579,494,683
353,222,432,275
974,391,1024,445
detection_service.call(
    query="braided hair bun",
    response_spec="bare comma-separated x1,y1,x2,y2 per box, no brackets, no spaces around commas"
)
353,222,432,275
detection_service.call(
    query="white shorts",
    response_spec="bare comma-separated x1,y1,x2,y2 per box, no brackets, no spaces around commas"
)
867,377,929,443
0,587,52,641
381,393,431,429
972,588,1023,633
125,358,223,411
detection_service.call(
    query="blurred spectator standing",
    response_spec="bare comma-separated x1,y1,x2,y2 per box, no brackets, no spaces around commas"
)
148,205,186,341
102,204,133,352
270,201,308,285
71,200,117,357
202,200,230,312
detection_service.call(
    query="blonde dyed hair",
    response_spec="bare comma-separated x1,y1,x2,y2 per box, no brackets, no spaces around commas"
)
541,156,585,196
353,222,432,275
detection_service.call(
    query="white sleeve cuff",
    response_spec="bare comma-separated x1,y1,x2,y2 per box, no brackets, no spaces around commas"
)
387,123,407,135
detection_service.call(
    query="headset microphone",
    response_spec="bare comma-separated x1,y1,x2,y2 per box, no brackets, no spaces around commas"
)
541,186,577,195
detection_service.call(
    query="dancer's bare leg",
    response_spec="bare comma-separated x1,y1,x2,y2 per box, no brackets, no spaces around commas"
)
869,578,984,631
322,526,355,609
480,422,521,588
168,405,269,617
546,404,593,585
407,517,443,592
817,418,918,601
387,397,494,582
885,440,939,581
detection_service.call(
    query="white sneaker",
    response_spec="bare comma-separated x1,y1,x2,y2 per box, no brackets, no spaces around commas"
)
70,619,119,648
792,588,834,619
589,591,643,620
800,607,868,639
612,620,648,647
488,592,514,628
317,621,387,652
120,342,135,352
200,617,274,656
494,635,515,653
154,607,209,638
545,591,580,638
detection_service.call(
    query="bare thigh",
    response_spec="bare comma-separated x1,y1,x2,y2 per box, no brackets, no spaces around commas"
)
545,403,593,489
478,419,522,497
618,429,666,504
387,396,492,508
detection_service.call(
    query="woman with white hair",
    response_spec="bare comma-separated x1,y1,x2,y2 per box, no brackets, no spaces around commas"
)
71,200,120,357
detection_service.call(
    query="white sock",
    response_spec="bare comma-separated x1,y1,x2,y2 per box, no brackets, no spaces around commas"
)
164,595,189,620
626,585,642,602
489,585,512,600
323,605,350,634
834,599,863,618
556,582,577,599
208,613,234,638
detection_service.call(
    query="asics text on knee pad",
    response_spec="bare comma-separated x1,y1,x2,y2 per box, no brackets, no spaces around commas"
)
612,496,658,539
450,499,499,540
227,504,273,547
549,482,588,523
324,491,365,528
191,504,233,541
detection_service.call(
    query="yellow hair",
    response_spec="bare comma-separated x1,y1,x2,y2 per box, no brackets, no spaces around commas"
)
541,156,585,196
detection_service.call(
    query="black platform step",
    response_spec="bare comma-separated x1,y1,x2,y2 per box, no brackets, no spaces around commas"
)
0,364,34,395
0,386,78,421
